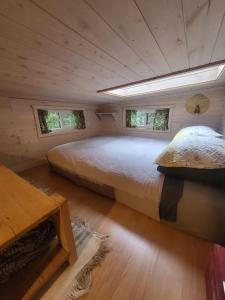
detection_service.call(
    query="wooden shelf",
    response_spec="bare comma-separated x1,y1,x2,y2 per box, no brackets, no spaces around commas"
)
96,112,117,120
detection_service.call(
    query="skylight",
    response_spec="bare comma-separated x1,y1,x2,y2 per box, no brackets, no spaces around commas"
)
102,64,225,97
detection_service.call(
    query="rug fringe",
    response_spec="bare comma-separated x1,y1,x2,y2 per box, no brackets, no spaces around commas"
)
64,235,110,300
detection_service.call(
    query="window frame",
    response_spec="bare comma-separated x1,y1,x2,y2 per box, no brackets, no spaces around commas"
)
32,105,86,138
123,105,173,132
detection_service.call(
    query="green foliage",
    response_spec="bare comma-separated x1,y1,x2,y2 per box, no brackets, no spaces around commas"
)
62,113,75,126
126,109,169,131
38,109,51,134
136,111,146,127
146,112,155,128
153,109,169,131
126,110,137,128
73,110,86,129
39,109,85,133
46,112,61,129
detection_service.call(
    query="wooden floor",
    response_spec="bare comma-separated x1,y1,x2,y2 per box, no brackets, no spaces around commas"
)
20,164,212,300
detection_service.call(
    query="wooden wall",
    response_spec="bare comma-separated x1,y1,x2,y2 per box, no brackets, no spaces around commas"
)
0,0,225,102
0,97,100,172
98,87,225,140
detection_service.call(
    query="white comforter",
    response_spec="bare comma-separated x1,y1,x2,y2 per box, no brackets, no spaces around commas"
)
47,136,169,220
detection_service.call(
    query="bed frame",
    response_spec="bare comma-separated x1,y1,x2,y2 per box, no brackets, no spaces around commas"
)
50,163,115,200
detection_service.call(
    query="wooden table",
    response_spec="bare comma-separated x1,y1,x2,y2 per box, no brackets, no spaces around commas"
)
0,163,77,299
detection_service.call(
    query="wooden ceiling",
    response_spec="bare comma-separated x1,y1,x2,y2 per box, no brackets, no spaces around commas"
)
0,0,225,103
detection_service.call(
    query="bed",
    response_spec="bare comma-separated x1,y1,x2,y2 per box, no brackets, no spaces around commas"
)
47,136,225,245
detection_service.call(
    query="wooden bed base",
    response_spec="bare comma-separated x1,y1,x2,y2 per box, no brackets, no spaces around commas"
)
50,163,115,200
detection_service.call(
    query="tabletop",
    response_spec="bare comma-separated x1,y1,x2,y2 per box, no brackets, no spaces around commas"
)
0,163,60,249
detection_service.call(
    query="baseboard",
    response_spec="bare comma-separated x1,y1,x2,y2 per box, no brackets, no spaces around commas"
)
12,159,47,173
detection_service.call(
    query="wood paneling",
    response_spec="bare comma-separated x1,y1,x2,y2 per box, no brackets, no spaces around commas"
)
0,96,100,172
0,13,127,97
0,0,224,102
211,12,225,61
0,34,125,91
0,0,136,81
0,80,103,103
32,0,153,78
183,0,225,67
98,87,225,139
135,0,189,71
86,0,170,75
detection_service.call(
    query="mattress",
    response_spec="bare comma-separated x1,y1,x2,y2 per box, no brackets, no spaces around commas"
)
47,136,225,244
48,136,169,220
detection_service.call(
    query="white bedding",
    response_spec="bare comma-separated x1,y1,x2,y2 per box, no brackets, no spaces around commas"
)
47,136,169,220
156,131,225,169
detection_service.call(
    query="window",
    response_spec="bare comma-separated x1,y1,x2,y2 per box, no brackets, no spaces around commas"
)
125,108,170,131
36,108,86,136
61,112,76,127
46,111,61,130
101,64,225,97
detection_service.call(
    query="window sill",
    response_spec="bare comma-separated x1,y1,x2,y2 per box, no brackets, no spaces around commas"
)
124,127,171,133
37,127,85,138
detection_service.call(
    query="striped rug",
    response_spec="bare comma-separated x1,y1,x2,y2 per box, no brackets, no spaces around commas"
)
41,217,110,300
23,175,110,299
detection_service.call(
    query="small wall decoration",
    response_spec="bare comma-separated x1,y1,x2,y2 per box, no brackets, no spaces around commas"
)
185,94,210,115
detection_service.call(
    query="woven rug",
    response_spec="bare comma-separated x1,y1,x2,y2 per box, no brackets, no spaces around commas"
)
22,175,110,299
41,218,110,300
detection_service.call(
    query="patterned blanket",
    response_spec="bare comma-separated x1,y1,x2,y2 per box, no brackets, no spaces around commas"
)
0,220,56,283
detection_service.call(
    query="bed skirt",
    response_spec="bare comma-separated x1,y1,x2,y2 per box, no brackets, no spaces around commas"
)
49,163,159,219
50,163,116,200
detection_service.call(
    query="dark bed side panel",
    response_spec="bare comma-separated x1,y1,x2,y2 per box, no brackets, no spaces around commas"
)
49,163,115,200
159,176,184,222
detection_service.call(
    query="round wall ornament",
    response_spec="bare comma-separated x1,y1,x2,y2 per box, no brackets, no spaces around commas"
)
185,94,210,114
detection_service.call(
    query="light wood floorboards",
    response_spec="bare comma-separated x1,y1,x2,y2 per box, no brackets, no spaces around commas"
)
21,164,212,300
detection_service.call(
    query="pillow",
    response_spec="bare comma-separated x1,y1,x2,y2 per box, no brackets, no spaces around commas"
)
155,134,225,169
157,165,225,185
174,126,223,139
